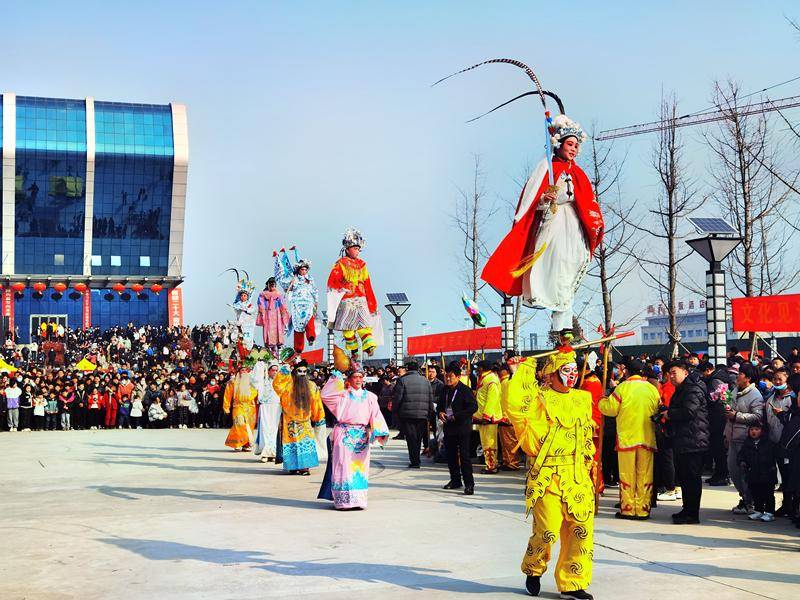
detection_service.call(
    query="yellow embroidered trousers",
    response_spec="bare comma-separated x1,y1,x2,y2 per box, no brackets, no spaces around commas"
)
478,424,498,471
499,425,521,469
618,448,654,517
521,486,593,592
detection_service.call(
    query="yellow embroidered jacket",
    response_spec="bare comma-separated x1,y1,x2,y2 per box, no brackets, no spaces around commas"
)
598,375,659,451
503,358,595,520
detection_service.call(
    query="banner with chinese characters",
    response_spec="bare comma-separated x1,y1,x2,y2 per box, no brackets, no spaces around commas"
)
731,294,800,332
82,290,91,329
2,288,14,334
168,287,185,328
407,326,502,356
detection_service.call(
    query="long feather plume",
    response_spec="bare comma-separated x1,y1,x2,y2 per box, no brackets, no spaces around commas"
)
466,90,565,123
432,58,547,108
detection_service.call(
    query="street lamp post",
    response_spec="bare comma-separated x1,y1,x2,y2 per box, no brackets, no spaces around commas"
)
686,218,742,366
501,294,515,353
385,293,411,367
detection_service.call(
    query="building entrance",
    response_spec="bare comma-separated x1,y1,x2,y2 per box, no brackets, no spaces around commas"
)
30,315,68,341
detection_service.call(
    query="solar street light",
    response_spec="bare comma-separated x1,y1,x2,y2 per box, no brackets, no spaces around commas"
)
385,292,411,365
686,216,742,365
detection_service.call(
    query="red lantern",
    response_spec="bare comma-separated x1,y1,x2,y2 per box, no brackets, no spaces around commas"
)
32,282,47,293
11,282,25,293
150,283,163,295
131,283,145,294
112,283,126,295
74,283,88,293
53,283,67,293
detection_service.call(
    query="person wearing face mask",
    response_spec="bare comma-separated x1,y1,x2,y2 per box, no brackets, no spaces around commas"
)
599,359,660,520
766,367,794,515
504,345,596,600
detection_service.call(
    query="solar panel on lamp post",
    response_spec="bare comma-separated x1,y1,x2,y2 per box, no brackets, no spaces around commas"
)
385,293,410,366
686,217,742,366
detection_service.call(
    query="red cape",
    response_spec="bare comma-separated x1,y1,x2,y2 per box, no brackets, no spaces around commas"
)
481,159,604,297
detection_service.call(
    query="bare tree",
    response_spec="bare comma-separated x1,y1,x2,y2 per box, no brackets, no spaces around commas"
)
704,80,798,296
624,94,701,357
452,155,499,316
583,127,639,336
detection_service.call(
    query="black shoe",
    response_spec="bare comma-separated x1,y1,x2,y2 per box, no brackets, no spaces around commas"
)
614,502,621,509
463,487,474,496
672,514,700,524
480,468,498,474
775,505,788,517
708,477,730,486
407,463,420,469
671,510,686,519
393,434,405,440
560,590,593,600
614,511,639,520
525,575,541,596
442,481,462,490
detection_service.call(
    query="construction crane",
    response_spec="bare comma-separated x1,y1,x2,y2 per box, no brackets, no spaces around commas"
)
596,94,800,141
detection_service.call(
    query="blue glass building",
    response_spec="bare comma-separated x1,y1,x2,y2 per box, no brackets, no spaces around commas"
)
0,93,188,341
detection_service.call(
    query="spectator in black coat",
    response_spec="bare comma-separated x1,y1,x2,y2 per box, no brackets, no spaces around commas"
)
737,423,778,521
437,361,478,495
702,361,735,485
665,360,710,524
392,361,435,469
776,386,800,525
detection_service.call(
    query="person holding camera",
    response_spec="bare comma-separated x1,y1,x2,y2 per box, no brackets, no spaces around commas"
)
437,361,478,495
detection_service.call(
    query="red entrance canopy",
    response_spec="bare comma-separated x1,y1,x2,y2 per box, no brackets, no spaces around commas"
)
407,326,502,356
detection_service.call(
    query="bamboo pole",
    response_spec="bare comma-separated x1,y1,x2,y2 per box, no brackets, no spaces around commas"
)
594,341,611,515
518,331,634,367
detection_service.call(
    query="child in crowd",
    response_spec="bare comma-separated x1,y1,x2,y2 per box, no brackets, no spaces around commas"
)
738,423,778,522
148,397,168,428
45,391,59,431
130,396,144,429
118,394,132,429
32,392,46,431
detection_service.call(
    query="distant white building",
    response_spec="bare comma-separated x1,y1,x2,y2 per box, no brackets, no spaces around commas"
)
640,300,733,346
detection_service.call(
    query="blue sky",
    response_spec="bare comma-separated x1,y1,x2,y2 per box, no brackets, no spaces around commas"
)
4,1,800,355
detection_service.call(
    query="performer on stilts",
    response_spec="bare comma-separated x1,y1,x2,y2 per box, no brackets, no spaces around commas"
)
256,277,290,354
327,228,381,359
225,269,257,350
436,58,603,599
274,248,318,354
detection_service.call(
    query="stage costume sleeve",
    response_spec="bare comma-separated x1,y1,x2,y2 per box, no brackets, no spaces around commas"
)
320,376,345,419
598,385,622,417
327,261,345,291
504,358,544,444
223,382,233,414
364,273,378,314
482,379,502,422
310,383,326,427
272,373,292,411
368,392,390,444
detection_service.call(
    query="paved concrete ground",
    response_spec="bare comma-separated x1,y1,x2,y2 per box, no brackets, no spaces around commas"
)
1,429,798,599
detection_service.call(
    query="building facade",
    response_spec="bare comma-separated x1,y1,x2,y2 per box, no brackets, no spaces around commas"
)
640,304,734,346
1,93,188,341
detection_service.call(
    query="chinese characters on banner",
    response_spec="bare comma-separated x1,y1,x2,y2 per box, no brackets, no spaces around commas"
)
167,287,184,328
2,288,14,334
82,290,91,329
731,294,800,332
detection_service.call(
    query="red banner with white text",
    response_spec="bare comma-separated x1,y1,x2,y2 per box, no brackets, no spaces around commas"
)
2,288,14,336
407,326,502,356
731,294,800,332
168,288,185,328
82,290,92,330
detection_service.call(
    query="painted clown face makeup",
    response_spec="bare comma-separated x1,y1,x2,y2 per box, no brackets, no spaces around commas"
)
559,363,579,388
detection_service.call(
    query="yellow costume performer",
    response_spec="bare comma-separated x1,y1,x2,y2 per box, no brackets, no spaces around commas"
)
499,369,521,470
475,363,503,473
504,346,595,597
223,370,258,450
598,372,659,519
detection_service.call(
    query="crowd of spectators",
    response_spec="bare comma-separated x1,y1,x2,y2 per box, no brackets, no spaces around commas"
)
4,324,799,530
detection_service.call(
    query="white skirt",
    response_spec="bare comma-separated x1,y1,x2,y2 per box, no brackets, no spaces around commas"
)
523,202,590,312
